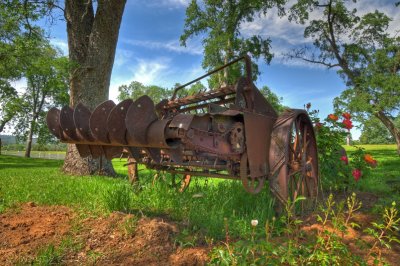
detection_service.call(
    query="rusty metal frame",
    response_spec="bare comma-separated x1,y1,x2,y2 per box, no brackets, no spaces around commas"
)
47,56,319,206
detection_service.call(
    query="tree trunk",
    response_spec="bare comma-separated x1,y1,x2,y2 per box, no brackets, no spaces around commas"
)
375,111,400,156
25,120,35,158
0,123,3,155
62,0,126,175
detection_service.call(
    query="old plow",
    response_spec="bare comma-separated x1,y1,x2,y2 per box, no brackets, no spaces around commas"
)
46,56,318,207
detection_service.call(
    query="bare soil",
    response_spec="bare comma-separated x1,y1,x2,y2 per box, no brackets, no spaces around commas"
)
0,202,72,265
0,203,209,265
1,198,399,265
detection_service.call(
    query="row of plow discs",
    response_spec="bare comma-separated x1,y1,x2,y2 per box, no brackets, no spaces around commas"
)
47,56,319,211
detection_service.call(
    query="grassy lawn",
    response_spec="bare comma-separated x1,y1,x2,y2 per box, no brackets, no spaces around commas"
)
0,144,398,239
0,155,275,240
1,145,399,264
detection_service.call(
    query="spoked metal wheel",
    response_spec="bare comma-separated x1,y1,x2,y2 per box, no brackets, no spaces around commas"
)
241,152,266,194
269,109,319,213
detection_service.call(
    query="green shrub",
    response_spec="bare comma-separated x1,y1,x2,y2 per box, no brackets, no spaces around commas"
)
306,105,377,191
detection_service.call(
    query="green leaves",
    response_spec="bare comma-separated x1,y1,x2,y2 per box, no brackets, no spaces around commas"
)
288,0,400,152
117,81,170,103
181,0,283,86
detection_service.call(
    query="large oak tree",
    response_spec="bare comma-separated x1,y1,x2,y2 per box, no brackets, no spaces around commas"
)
62,0,127,175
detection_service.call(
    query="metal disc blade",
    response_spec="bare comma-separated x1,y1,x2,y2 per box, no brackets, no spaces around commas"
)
107,99,133,145
74,103,94,142
89,100,116,143
125,95,157,145
46,107,62,139
60,106,79,141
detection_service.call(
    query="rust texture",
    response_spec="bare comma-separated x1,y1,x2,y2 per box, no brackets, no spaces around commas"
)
47,56,319,205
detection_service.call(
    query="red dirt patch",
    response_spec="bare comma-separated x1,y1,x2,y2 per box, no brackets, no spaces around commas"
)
0,202,73,265
0,204,209,265
65,213,209,265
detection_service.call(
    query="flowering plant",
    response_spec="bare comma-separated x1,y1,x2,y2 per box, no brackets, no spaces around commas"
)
305,103,377,191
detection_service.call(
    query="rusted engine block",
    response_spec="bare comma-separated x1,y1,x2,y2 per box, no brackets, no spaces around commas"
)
47,56,319,206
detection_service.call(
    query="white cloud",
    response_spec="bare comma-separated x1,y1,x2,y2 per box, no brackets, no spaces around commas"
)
50,38,68,56
241,10,308,46
109,57,206,102
240,1,399,68
114,48,134,68
130,58,171,85
109,57,172,101
123,38,203,55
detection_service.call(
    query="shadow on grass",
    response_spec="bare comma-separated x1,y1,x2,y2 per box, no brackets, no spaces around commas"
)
0,155,63,169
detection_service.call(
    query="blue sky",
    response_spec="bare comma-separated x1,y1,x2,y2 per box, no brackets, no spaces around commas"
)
42,0,399,140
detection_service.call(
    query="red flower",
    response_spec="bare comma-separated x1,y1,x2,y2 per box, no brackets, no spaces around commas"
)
340,156,348,165
315,122,323,130
364,154,377,168
352,169,362,181
342,119,353,130
342,112,351,120
306,103,311,110
328,114,339,121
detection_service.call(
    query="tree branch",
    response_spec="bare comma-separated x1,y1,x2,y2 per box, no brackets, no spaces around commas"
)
285,47,340,69
325,0,356,80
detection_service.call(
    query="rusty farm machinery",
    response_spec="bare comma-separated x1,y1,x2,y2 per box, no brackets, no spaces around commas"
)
46,56,319,208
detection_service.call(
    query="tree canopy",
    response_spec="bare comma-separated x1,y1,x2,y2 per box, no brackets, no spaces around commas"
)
288,0,400,154
181,0,285,87
118,81,170,103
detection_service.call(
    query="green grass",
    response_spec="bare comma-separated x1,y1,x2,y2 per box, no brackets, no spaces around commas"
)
0,156,129,214
0,155,275,240
1,150,65,155
0,144,398,240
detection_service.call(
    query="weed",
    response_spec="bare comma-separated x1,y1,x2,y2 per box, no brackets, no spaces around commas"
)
33,244,63,266
210,193,388,265
174,228,198,248
103,184,133,213
121,215,139,237
364,202,400,264
87,250,103,264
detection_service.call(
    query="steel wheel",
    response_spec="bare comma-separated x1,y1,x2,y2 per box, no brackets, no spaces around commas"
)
269,109,318,212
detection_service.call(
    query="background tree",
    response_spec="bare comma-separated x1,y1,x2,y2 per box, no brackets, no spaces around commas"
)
13,44,69,158
118,81,170,103
1,0,127,174
181,0,285,87
288,0,400,154
259,85,286,113
0,83,22,154
0,0,49,149
360,116,399,145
